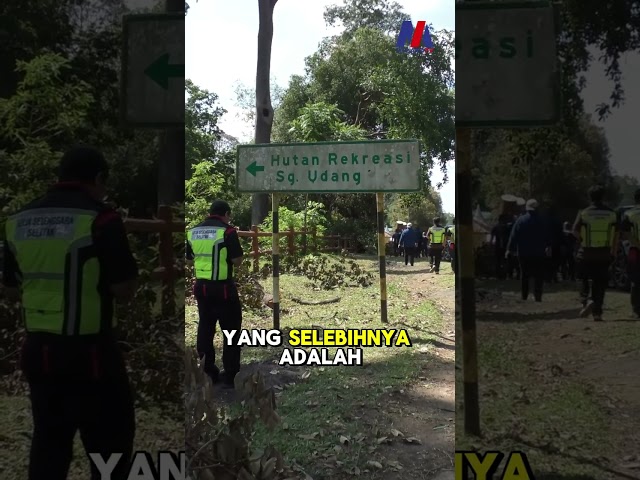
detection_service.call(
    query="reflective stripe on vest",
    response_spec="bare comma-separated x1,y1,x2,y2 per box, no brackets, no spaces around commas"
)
188,226,228,280
5,207,107,335
431,226,445,244
624,207,640,241
579,208,617,248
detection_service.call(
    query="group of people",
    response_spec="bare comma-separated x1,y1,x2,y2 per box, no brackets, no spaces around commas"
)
492,185,640,321
391,217,455,274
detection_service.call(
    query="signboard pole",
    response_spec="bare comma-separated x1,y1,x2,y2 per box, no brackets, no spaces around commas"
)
376,193,388,324
456,128,480,436
272,193,281,329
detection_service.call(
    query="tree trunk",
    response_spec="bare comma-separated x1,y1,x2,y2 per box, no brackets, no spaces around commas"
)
251,0,277,226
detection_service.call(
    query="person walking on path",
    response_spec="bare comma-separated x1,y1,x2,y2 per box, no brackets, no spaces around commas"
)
620,190,640,317
491,214,511,279
573,185,618,321
427,217,446,274
506,199,552,302
399,222,418,266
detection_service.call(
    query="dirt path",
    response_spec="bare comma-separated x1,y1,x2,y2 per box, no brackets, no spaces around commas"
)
209,258,456,479
376,260,456,480
473,279,640,479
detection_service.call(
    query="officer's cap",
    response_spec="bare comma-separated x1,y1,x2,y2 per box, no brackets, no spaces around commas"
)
58,145,109,182
209,200,231,216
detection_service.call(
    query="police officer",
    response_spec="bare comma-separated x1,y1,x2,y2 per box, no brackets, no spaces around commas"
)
2,146,138,480
428,217,446,274
573,185,618,321
186,200,244,388
446,221,456,274
619,188,640,317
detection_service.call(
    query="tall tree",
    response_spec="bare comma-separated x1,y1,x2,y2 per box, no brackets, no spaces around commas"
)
251,0,278,226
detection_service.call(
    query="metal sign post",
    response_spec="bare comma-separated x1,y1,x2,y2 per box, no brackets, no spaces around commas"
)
120,4,185,317
455,0,560,436
237,140,421,327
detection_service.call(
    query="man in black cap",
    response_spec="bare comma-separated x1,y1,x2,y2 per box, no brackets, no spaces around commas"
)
2,145,138,479
186,199,244,388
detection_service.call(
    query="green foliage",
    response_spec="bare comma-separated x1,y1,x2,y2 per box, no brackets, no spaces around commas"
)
0,54,93,219
258,203,327,251
185,80,226,179
471,115,617,220
324,0,407,36
288,102,367,142
386,190,443,229
185,161,225,228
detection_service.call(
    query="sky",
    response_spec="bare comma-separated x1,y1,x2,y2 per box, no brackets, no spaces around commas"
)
581,51,640,181
185,0,456,214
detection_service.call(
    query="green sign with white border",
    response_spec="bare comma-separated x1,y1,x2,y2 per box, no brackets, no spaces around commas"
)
236,140,421,193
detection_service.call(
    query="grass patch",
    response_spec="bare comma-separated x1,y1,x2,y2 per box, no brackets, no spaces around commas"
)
0,395,182,480
455,321,619,479
188,255,453,476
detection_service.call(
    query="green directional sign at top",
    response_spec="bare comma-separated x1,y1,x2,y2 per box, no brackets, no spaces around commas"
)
122,14,185,127
236,140,421,193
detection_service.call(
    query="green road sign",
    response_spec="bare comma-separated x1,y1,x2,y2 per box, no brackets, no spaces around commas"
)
236,140,421,193
456,1,560,127
144,53,185,90
121,14,185,127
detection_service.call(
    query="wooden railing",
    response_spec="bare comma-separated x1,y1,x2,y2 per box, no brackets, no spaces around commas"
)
123,205,185,317
238,225,354,273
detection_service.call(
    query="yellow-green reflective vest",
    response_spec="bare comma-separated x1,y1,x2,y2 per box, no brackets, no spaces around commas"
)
431,226,445,244
448,226,455,242
623,207,640,241
4,207,108,335
188,226,229,281
579,207,617,248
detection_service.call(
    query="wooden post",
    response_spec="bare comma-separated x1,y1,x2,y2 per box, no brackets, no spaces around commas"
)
251,225,259,273
287,226,295,256
157,205,175,318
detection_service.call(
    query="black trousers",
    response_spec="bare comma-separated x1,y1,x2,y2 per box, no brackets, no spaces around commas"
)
494,248,506,279
195,281,242,382
21,336,135,480
576,258,610,316
519,255,545,300
430,246,443,272
404,246,415,265
628,247,640,315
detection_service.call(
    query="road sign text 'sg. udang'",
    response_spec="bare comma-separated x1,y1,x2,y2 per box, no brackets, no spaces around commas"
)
396,20,434,53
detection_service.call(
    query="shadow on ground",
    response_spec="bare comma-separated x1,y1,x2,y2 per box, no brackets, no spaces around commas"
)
477,309,581,322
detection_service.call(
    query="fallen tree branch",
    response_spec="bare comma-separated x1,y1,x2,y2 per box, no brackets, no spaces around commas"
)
291,296,341,305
